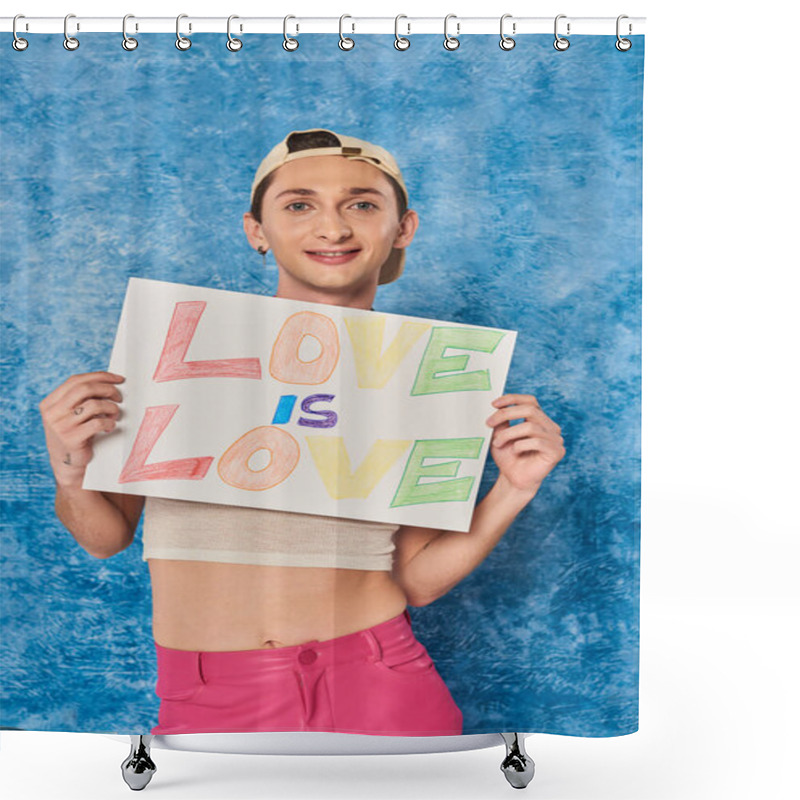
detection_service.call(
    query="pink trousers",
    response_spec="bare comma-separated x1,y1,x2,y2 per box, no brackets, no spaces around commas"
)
151,610,463,736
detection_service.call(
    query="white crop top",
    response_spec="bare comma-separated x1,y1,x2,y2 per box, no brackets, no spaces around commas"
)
141,496,400,571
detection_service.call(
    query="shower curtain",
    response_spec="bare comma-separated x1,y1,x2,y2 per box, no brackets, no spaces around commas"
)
0,30,643,738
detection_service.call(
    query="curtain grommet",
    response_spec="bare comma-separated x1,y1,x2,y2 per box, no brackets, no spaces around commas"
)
12,15,29,51
499,14,516,50
339,15,355,50
175,14,191,51
226,15,243,51
554,14,570,51
283,15,299,51
63,13,79,51
443,14,460,51
394,15,410,50
122,14,138,51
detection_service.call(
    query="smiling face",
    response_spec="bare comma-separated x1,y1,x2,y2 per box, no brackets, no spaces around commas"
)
243,155,418,309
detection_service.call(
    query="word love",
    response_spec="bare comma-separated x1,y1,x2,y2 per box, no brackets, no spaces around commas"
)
118,405,483,506
150,301,505,393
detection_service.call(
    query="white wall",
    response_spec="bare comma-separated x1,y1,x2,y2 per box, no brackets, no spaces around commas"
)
1,2,797,798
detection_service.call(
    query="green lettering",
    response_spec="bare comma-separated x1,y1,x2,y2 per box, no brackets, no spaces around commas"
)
411,326,506,395
390,438,483,507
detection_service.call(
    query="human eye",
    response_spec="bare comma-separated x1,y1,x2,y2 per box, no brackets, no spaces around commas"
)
351,201,378,211
285,201,311,212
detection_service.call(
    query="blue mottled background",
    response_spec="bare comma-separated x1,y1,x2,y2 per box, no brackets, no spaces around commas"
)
0,34,642,736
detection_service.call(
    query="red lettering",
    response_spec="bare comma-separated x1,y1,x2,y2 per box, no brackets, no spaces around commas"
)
118,404,213,483
153,301,262,381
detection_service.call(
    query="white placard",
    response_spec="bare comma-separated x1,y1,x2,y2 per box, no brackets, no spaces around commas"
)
83,278,517,532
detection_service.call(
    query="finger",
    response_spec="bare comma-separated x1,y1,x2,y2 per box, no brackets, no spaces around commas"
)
58,414,118,451
57,399,121,427
492,421,550,447
505,437,555,455
489,405,562,435
492,394,542,409
509,437,567,460
487,403,542,426
492,435,549,455
59,380,124,413
48,401,121,448
40,372,125,411
493,422,559,449
41,376,120,415
42,389,122,431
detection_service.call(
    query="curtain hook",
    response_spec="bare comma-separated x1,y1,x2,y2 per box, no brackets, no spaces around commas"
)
227,15,243,51
63,13,79,51
554,14,570,51
175,13,192,51
122,14,138,51
499,14,516,50
12,14,29,51
616,15,632,51
394,15,410,50
283,15,299,51
339,14,355,50
443,14,460,51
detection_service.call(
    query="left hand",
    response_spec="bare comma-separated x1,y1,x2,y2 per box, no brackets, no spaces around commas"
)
485,394,566,494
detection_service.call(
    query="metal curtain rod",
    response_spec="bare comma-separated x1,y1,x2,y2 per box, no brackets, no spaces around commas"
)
1,16,646,36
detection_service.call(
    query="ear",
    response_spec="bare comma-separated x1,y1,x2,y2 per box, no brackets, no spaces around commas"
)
243,211,270,252
393,209,420,250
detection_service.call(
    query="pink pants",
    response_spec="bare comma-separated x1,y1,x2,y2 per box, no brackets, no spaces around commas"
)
151,610,463,736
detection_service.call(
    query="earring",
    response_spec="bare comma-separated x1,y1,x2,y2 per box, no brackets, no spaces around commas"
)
257,246,267,267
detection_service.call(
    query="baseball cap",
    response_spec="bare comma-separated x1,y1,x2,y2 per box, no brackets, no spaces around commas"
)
250,129,410,285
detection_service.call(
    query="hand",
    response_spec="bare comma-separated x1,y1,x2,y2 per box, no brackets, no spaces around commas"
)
39,371,126,488
485,393,566,495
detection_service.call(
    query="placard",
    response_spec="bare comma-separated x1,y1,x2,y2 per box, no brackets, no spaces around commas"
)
83,278,517,532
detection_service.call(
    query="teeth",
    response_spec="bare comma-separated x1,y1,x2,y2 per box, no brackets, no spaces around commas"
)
310,251,356,256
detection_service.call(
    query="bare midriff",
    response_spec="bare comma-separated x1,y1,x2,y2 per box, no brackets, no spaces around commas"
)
148,559,409,652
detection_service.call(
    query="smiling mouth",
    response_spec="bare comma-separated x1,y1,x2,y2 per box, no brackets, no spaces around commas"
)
306,250,361,256
304,249,362,264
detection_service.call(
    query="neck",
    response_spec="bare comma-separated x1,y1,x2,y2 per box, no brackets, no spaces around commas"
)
273,274,378,311
272,293,375,311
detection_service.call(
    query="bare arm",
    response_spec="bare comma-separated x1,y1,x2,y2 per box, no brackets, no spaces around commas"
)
393,392,566,606
40,371,142,559
392,474,537,606
54,487,143,560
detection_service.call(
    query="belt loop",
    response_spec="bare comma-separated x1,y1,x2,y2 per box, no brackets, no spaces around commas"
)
361,628,383,663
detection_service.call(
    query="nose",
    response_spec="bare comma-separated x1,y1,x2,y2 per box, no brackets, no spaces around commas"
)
315,208,352,241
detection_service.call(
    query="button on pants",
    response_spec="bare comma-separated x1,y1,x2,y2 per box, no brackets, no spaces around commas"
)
151,610,464,736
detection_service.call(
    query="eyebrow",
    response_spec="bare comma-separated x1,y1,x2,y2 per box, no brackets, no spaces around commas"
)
273,187,387,200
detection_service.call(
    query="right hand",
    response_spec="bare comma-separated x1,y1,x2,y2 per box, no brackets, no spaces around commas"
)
39,371,126,488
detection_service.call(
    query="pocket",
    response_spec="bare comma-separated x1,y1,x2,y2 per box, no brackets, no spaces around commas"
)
155,650,207,702
376,636,436,677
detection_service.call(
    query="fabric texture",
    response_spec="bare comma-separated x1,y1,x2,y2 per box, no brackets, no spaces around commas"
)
0,33,643,737
151,610,463,736
142,496,399,570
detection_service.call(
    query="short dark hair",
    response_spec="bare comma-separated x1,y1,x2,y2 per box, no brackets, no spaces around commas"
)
249,130,408,223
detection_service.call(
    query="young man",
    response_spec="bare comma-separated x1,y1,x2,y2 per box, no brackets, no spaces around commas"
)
39,129,565,736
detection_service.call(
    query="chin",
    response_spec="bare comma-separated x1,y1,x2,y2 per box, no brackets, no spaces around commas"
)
308,270,371,287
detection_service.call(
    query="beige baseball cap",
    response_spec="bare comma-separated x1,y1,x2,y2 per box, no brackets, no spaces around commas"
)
250,129,410,285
